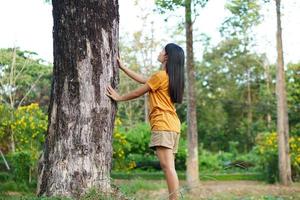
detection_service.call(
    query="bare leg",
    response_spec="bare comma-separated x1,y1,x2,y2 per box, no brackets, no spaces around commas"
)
156,146,180,200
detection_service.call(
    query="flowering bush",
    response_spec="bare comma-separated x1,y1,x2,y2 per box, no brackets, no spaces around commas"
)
255,132,300,182
12,103,47,152
0,103,47,183
112,118,135,171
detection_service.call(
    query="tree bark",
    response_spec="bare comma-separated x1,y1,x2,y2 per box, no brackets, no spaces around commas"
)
275,0,292,186
185,0,199,188
37,0,120,198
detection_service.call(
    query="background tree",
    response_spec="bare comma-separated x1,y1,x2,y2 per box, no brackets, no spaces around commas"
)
220,0,262,151
274,0,292,185
37,0,121,198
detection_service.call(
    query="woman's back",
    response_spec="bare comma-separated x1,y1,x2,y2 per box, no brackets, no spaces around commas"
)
146,70,181,133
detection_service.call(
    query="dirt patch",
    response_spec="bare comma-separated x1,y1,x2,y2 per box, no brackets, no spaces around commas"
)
132,180,300,200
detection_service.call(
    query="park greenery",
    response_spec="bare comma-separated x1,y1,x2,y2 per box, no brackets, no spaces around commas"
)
0,0,299,199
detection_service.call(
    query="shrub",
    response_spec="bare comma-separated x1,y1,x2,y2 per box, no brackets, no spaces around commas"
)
112,118,133,171
6,151,32,183
175,136,187,170
199,144,223,172
255,132,300,182
124,122,151,155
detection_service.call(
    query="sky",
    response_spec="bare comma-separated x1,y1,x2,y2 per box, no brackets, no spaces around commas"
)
0,0,299,65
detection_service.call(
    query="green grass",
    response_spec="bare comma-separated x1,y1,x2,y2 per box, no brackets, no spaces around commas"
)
0,178,165,200
113,177,166,197
0,171,292,200
111,170,263,181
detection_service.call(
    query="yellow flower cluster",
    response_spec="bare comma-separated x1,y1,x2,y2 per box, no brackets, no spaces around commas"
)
257,132,300,166
114,132,127,145
18,103,39,111
112,117,136,171
128,161,136,169
11,103,47,151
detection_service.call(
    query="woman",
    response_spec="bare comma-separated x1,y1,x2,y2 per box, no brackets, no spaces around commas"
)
106,43,185,200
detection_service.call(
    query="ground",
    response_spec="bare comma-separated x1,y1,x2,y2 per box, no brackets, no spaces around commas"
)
114,179,300,200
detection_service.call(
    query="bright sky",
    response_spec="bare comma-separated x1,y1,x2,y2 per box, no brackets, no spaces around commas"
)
0,0,299,65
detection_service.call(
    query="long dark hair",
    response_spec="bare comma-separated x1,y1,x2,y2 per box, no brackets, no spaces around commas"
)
165,43,185,104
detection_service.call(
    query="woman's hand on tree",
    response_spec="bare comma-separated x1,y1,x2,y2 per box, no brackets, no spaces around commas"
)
106,85,122,102
117,57,125,70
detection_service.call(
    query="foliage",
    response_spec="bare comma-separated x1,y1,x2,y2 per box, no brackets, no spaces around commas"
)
0,48,53,109
0,103,47,169
255,132,300,182
123,122,152,155
0,104,11,148
112,118,134,171
12,103,47,152
287,63,300,137
221,0,262,42
199,148,223,172
175,131,187,170
197,37,267,151
0,103,47,195
155,0,208,14
6,151,32,183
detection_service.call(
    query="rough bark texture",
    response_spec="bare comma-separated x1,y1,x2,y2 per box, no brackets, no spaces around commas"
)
185,0,199,188
37,0,119,198
275,0,292,186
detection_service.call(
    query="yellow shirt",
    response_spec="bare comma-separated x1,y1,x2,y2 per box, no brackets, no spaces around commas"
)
146,70,181,133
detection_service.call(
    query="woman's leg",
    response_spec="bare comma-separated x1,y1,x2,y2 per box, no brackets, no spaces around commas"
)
155,146,180,200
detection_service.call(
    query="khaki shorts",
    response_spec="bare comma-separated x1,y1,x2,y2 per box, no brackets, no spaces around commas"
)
149,130,180,154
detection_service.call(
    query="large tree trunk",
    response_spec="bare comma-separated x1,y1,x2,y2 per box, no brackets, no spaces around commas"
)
37,0,120,198
185,0,199,188
275,0,292,186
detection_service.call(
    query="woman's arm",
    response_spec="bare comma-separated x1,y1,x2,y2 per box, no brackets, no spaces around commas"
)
118,58,147,84
106,84,150,102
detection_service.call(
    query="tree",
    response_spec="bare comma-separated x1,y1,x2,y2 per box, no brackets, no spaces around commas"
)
275,0,292,185
198,37,267,152
220,0,262,151
185,0,199,188
37,0,120,198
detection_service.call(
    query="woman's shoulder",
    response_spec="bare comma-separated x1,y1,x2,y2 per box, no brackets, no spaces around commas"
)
154,70,167,78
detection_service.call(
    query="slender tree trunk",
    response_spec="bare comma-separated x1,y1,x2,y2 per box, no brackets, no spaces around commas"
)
127,82,133,128
144,94,149,123
37,0,120,198
247,68,252,150
0,149,10,170
275,0,292,186
263,59,272,128
9,48,17,153
144,21,155,124
185,0,199,188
